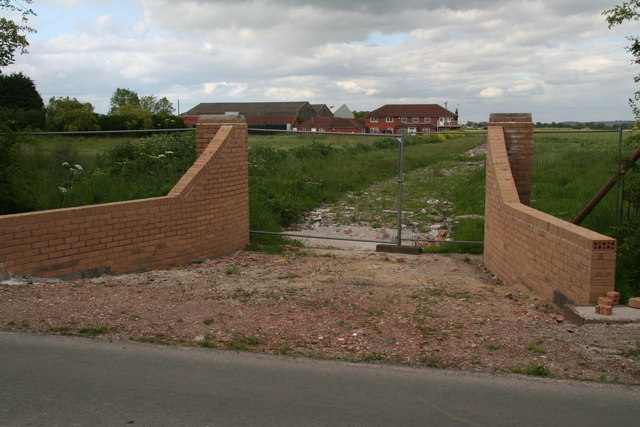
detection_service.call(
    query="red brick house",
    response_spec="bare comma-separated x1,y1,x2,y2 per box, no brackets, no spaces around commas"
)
365,104,459,134
293,116,365,133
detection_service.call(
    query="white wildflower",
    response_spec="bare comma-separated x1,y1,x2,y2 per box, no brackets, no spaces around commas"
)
61,162,69,167
157,154,166,158
164,151,174,154
74,164,83,171
58,187,68,193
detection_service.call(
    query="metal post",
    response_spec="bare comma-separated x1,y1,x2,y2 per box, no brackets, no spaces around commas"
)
615,126,623,223
396,135,405,246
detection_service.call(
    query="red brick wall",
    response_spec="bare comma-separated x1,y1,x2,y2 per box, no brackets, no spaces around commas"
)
0,118,249,280
484,113,616,305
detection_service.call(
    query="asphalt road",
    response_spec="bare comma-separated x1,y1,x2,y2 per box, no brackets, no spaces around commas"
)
0,332,638,426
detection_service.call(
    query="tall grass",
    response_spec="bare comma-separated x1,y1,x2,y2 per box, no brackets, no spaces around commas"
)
3,132,195,214
532,130,640,300
248,132,484,236
532,131,626,234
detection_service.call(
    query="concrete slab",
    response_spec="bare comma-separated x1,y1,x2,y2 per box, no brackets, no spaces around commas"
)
564,304,640,326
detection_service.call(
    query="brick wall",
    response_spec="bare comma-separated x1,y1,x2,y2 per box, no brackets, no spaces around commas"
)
0,117,249,280
484,113,616,305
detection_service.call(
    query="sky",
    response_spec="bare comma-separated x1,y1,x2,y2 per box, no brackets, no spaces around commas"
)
4,0,639,123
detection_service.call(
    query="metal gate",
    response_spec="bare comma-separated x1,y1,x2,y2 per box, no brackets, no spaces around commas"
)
248,128,486,249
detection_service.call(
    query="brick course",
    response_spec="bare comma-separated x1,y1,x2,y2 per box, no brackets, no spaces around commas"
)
483,113,616,305
0,117,249,280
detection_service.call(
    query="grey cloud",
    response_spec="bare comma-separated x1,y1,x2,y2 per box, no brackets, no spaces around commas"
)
6,0,633,122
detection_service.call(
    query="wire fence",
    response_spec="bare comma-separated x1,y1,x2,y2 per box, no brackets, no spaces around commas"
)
5,126,634,247
531,129,629,235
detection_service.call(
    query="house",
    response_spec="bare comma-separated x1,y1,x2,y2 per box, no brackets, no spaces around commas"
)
181,101,319,130
293,116,365,133
311,104,333,117
332,104,354,119
364,104,459,134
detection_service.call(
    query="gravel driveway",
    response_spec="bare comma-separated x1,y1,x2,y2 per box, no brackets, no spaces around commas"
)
1,248,639,384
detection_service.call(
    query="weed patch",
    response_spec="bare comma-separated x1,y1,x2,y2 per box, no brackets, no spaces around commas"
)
511,364,556,377
617,341,640,360
226,332,261,351
77,326,119,336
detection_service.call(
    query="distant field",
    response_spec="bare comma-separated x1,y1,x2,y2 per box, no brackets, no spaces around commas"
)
532,130,628,234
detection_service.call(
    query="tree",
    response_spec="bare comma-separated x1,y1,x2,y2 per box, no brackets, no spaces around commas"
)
110,88,175,115
109,88,140,114
46,97,99,132
0,0,36,71
604,0,640,119
140,95,175,115
0,71,44,129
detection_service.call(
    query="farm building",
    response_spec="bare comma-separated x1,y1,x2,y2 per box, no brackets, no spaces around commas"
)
294,116,365,133
181,101,322,130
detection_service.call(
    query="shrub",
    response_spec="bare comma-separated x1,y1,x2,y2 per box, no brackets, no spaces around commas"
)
2,132,195,213
611,216,640,300
0,127,24,214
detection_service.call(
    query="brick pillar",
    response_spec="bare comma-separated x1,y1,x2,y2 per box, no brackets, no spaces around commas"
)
195,115,247,158
488,113,534,205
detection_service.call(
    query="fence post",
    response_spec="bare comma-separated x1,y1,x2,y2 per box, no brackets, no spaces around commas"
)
396,135,405,246
615,126,623,223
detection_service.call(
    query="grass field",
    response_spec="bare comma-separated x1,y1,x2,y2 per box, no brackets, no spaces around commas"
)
532,130,628,234
2,132,195,214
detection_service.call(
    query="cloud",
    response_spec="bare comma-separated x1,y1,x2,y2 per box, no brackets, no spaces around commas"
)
4,0,636,122
336,80,382,96
480,87,504,98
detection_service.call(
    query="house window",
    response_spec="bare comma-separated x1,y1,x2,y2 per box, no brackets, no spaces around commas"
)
412,117,419,123
370,116,378,123
370,128,379,134
424,117,431,123
386,117,394,123
401,117,407,123
439,117,445,125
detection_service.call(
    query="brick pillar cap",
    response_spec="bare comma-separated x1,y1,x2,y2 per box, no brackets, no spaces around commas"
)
489,113,532,123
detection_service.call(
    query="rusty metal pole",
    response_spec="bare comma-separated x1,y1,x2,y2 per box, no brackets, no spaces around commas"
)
573,145,640,225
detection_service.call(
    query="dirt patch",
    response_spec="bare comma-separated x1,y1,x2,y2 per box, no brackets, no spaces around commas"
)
1,249,639,384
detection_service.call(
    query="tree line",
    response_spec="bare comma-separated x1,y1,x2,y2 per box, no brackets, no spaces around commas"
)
0,72,186,131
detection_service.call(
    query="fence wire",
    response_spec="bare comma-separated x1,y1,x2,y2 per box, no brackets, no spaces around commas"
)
532,129,628,235
248,129,486,248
